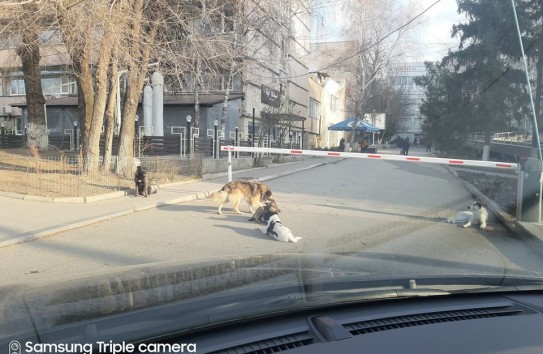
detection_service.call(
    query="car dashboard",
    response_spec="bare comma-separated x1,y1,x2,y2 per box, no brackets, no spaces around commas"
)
175,292,543,354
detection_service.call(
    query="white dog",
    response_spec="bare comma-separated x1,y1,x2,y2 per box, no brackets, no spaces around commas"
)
259,214,302,243
447,201,488,229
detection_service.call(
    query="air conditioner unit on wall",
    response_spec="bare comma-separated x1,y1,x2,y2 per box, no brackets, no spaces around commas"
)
0,105,13,115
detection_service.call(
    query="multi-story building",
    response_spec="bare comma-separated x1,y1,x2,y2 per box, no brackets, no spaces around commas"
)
311,41,428,143
0,1,312,147
386,62,427,141
308,41,356,148
0,30,74,134
308,72,346,149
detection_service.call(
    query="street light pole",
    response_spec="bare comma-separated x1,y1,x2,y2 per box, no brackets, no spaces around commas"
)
252,107,256,158
214,120,218,159
235,126,239,158
252,108,255,147
186,115,192,157
73,121,78,150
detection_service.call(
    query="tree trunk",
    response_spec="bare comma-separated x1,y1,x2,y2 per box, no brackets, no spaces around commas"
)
57,1,95,154
220,28,239,132
16,28,47,150
86,33,115,171
194,59,202,130
220,72,234,131
117,0,157,176
102,59,119,171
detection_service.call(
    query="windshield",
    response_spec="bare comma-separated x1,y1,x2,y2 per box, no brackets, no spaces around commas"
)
1,0,543,348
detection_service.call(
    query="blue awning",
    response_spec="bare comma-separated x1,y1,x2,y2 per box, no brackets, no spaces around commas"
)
328,117,380,133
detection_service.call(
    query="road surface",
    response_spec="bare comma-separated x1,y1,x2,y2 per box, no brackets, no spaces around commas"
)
2,157,543,286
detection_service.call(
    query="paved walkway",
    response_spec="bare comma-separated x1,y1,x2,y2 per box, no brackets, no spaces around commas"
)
3,146,543,247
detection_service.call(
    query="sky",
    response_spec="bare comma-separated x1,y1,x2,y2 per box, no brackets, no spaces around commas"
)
311,0,467,62
412,0,466,61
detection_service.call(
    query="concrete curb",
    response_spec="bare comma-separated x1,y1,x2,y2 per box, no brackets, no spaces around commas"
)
0,159,329,248
0,210,134,249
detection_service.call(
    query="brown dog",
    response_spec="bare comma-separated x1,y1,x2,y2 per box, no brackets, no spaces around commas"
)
249,197,281,224
209,180,272,214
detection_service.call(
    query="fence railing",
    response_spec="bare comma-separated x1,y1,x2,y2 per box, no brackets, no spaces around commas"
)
469,131,532,146
0,153,201,198
1,133,302,158
0,134,25,149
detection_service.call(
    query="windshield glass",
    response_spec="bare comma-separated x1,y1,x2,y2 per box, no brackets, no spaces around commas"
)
1,0,543,347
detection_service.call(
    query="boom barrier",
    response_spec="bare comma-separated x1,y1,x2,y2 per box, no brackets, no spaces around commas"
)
221,146,517,182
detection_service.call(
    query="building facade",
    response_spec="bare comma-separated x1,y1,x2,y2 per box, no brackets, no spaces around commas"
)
0,2,312,148
386,62,427,141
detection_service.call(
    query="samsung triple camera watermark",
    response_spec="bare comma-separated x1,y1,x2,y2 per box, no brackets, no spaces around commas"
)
7,340,197,354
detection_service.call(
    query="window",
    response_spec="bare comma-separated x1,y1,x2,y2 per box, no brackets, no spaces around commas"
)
330,95,338,112
309,98,320,118
9,79,25,96
42,77,75,95
394,76,414,88
39,29,63,45
0,33,18,49
9,76,76,96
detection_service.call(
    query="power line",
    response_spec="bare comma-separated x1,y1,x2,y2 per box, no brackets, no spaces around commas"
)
261,0,444,81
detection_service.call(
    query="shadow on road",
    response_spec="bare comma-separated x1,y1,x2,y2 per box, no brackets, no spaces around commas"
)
214,224,271,241
478,229,543,274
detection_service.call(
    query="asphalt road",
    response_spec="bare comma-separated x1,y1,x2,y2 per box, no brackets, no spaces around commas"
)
2,158,543,286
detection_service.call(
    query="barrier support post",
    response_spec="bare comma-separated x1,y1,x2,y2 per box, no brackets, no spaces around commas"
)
228,149,232,182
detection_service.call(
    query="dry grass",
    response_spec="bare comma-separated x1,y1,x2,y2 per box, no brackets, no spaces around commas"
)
0,149,200,197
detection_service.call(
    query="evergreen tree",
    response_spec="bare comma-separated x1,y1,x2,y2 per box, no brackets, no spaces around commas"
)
416,0,539,158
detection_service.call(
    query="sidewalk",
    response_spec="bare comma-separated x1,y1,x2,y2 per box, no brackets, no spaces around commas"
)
0,157,334,248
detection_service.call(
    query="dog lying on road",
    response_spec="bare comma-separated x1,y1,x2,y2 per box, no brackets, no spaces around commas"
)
259,214,301,243
210,180,272,215
249,197,281,224
447,200,488,229
134,166,157,197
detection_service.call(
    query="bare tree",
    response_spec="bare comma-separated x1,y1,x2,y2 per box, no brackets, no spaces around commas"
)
340,0,420,150
117,0,160,175
5,1,52,149
102,52,119,170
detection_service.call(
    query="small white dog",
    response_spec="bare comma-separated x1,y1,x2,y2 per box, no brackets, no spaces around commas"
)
259,214,302,243
447,201,488,229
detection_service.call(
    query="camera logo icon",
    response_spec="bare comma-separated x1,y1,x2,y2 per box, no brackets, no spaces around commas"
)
9,341,21,354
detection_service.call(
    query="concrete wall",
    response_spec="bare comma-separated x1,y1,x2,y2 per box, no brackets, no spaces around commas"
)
201,155,304,175
201,157,254,175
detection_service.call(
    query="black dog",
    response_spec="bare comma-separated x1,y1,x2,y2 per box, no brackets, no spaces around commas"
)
249,197,281,224
134,166,152,197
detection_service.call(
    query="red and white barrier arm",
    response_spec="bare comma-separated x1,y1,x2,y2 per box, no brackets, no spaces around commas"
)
221,146,518,171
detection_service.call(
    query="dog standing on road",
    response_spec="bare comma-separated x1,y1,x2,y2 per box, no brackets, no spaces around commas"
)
447,200,488,229
259,214,301,243
134,166,154,197
210,180,272,215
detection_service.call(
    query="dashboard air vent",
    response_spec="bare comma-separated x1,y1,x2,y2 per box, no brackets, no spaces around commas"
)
211,332,313,354
346,306,525,336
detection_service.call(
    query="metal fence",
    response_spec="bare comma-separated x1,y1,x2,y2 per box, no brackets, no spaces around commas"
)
0,153,201,198
469,131,532,146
